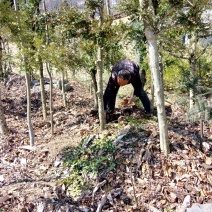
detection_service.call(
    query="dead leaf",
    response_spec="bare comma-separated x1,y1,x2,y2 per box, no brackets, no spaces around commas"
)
119,99,128,106
19,145,36,151
155,184,162,193
137,178,147,185
200,189,207,196
169,192,177,203
205,156,212,165
126,186,134,193
0,196,10,204
0,175,4,182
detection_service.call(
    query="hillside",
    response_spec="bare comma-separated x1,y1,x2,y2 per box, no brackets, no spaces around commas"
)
0,73,212,212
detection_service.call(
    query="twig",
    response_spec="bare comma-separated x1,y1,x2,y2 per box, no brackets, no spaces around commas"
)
92,180,107,198
96,194,107,212
127,166,138,207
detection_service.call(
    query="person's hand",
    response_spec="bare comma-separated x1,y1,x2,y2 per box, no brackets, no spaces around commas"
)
127,96,136,104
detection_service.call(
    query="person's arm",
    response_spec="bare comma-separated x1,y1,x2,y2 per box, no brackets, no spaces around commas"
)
131,73,151,113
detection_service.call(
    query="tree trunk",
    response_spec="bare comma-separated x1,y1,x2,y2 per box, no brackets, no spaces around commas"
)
96,3,105,130
46,62,54,135
90,69,98,109
189,55,196,109
43,0,54,135
145,27,170,155
96,46,105,130
14,0,34,146
38,55,47,120
0,92,8,135
61,71,67,107
0,36,3,79
25,70,34,146
105,0,111,15
150,71,154,111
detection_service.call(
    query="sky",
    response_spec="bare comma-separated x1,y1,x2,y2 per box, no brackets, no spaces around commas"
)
43,0,119,11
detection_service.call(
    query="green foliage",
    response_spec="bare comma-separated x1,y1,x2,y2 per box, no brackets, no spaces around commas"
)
85,0,103,11
188,93,212,122
63,137,116,175
0,1,16,36
58,170,90,197
126,116,142,125
59,136,116,196
163,57,189,90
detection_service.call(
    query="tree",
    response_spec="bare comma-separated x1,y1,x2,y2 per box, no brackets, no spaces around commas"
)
0,1,14,79
13,0,35,146
120,0,195,155
161,0,211,109
141,7,170,155
0,92,8,135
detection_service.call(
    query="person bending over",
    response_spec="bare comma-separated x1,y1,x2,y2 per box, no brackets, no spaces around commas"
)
103,59,151,117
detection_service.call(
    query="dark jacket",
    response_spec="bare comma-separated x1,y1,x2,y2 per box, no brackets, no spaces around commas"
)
103,59,151,113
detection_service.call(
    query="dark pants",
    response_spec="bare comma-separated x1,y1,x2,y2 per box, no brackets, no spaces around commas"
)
104,88,119,112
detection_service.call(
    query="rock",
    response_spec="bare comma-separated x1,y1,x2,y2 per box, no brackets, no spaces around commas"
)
187,203,212,212
57,79,69,90
64,83,74,92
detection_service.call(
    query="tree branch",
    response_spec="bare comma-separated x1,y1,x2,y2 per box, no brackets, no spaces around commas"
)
162,47,189,60
157,4,179,29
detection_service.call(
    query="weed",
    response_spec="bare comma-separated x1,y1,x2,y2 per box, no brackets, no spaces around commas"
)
126,116,142,125
60,137,116,197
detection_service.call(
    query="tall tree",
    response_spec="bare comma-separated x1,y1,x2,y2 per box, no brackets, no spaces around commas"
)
140,0,169,155
13,0,35,146
84,0,125,130
161,0,211,109
119,0,188,155
43,0,54,135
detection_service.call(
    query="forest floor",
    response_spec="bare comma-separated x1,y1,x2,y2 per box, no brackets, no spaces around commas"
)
0,73,212,212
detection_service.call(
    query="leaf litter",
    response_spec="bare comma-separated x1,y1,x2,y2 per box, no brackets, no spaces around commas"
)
0,73,212,211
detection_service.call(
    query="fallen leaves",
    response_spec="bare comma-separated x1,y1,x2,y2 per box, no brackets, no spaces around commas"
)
1,74,212,211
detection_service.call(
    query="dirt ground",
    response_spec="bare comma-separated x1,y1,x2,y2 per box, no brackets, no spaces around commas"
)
0,73,212,212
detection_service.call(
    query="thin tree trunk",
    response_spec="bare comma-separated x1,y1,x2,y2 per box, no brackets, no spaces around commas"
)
61,71,67,107
38,55,47,120
105,0,110,15
0,91,8,134
0,36,3,79
145,27,170,155
90,69,98,109
96,4,105,130
14,0,34,146
96,46,105,130
46,62,54,135
43,0,54,135
189,55,196,109
150,71,154,111
25,70,34,145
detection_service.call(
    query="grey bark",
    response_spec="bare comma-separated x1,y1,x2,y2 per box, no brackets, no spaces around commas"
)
38,55,47,120
145,26,170,155
139,0,170,155
43,0,54,135
61,71,67,107
96,3,105,130
14,0,34,146
96,46,105,130
0,91,8,135
0,36,3,79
